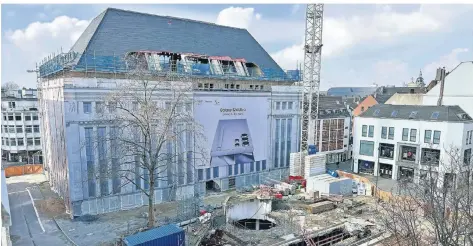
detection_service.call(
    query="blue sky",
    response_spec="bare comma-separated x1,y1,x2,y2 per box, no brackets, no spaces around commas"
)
2,4,473,90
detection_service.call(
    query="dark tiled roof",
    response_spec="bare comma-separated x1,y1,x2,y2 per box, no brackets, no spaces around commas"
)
318,96,346,110
373,94,392,104
70,8,283,73
359,104,472,122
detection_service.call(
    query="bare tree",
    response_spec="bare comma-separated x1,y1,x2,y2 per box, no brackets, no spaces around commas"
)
1,81,19,95
88,54,205,228
380,145,473,246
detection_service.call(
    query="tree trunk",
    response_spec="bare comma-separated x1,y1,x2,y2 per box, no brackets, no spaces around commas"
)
148,182,155,228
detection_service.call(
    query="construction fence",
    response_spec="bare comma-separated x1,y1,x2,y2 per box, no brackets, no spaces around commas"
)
336,170,394,202
4,164,43,178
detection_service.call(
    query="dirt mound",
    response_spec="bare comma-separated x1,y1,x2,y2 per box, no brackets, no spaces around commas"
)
37,198,66,217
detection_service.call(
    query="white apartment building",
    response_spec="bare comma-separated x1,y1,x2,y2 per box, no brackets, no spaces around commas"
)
1,89,42,164
353,104,473,186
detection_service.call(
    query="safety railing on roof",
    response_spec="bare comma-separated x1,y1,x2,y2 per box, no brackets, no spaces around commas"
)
38,52,301,82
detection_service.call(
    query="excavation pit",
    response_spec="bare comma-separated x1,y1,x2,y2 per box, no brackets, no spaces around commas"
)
233,218,276,230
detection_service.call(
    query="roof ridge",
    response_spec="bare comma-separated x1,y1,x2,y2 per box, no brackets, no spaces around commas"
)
105,7,247,31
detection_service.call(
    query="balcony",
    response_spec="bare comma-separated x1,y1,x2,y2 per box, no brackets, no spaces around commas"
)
421,148,440,166
399,145,417,163
379,143,395,159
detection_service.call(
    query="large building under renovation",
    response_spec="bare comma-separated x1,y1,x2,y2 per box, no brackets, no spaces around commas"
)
38,8,304,216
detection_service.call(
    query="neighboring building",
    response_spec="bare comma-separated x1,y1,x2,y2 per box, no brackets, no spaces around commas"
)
314,96,352,162
423,61,473,117
384,93,424,105
326,87,377,99
1,89,42,165
353,104,473,186
38,8,302,216
406,70,426,87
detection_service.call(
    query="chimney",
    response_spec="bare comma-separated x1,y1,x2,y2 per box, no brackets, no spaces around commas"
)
436,67,446,106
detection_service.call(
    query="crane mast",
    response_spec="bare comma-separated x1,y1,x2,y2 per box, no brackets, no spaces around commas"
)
300,4,324,152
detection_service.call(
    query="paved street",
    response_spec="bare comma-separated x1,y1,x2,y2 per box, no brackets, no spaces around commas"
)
7,174,70,246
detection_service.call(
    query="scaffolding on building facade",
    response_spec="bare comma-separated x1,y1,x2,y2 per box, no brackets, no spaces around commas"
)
38,51,301,82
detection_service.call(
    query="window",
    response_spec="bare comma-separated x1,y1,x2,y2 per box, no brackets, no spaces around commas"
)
262,160,267,170
255,85,259,90
433,131,441,144
240,163,244,174
96,102,104,113
10,138,16,146
276,102,281,110
235,84,240,90
464,149,472,166
27,138,33,146
234,164,239,175
206,168,211,180
260,85,264,90
228,165,233,176
402,128,409,141
250,85,253,89
282,102,287,110
359,140,375,156
213,167,219,178
15,115,22,121
256,161,261,172
379,143,395,159
388,127,394,140
33,125,40,133
108,102,117,113
410,129,417,142
467,131,471,145
32,114,38,120
362,125,367,137
8,126,15,133
8,102,16,108
83,102,92,114
431,112,440,119
17,138,24,146
368,125,374,137
197,169,203,181
250,162,254,172
25,115,31,121
16,126,23,133
391,110,398,117
421,148,440,166
288,102,293,110
25,125,32,133
8,114,13,121
35,138,40,146
373,109,380,116
1,138,4,146
400,146,417,162
409,111,418,119
424,130,432,143
381,127,387,139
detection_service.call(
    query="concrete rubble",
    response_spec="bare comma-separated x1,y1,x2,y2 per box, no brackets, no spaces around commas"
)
184,179,388,246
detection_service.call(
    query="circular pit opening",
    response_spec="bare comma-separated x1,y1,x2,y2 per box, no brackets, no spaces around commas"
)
234,219,276,230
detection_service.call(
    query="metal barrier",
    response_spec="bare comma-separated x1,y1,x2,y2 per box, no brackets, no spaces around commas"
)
4,164,43,177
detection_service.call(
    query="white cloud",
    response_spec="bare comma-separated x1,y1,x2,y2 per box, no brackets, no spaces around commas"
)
3,16,89,87
372,60,410,86
271,5,468,70
423,48,470,80
216,7,261,29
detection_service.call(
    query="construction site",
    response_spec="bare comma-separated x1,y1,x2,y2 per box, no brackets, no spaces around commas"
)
183,171,388,246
